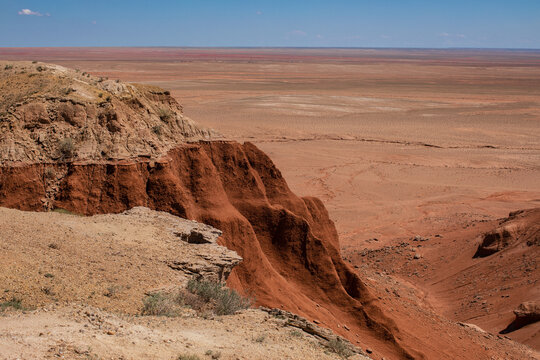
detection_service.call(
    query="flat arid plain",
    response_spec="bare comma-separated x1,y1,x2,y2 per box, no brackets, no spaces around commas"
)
1,47,539,356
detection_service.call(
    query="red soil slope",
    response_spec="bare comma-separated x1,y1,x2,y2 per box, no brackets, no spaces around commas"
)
350,206,540,353
425,209,540,349
0,140,419,359
1,141,537,359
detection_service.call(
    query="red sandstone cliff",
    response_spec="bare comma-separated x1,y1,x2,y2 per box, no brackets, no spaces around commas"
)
0,140,419,359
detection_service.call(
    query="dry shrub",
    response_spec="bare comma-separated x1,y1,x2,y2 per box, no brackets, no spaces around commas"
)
157,107,173,121
58,138,75,159
141,292,179,317
185,279,252,315
141,279,252,317
327,338,353,358
177,355,201,360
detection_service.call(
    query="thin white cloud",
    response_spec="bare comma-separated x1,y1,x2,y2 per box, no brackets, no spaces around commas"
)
91,20,97,25
18,8,43,16
290,30,307,37
256,11,262,15
438,32,466,39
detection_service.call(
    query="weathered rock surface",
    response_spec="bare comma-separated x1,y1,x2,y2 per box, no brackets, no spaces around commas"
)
515,302,540,323
474,208,540,258
261,307,370,359
501,302,540,334
0,61,217,164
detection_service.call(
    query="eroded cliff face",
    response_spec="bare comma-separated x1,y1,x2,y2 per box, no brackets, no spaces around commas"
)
0,140,419,359
0,61,215,164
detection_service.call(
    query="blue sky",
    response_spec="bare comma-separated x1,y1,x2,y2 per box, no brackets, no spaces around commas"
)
1,0,539,48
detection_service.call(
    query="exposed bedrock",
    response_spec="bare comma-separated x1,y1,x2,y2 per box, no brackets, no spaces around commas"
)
0,140,420,359
501,302,540,334
474,209,540,258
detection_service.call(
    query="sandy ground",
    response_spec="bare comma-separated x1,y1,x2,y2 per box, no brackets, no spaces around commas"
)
0,207,366,360
1,47,539,354
0,207,239,314
0,305,353,360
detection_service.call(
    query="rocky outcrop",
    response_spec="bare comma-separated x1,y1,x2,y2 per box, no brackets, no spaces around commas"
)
501,302,540,334
0,206,241,313
124,206,242,283
0,62,216,164
262,307,370,359
474,208,540,258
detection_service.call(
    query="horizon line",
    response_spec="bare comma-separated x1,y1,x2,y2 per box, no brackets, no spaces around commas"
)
1,46,540,51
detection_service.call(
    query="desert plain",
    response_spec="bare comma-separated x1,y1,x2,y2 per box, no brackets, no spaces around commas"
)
0,47,539,358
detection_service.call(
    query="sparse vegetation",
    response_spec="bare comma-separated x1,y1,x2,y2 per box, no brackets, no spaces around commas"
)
4,64,13,70
141,292,179,317
0,298,23,311
253,333,267,343
326,338,353,358
157,107,173,121
164,90,170,95
58,137,75,159
32,60,37,64
104,285,121,298
44,273,54,278
141,279,252,318
105,95,112,102
290,329,303,338
177,355,201,360
36,66,45,72
204,350,221,359
186,279,252,315
152,124,163,135
63,87,75,95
